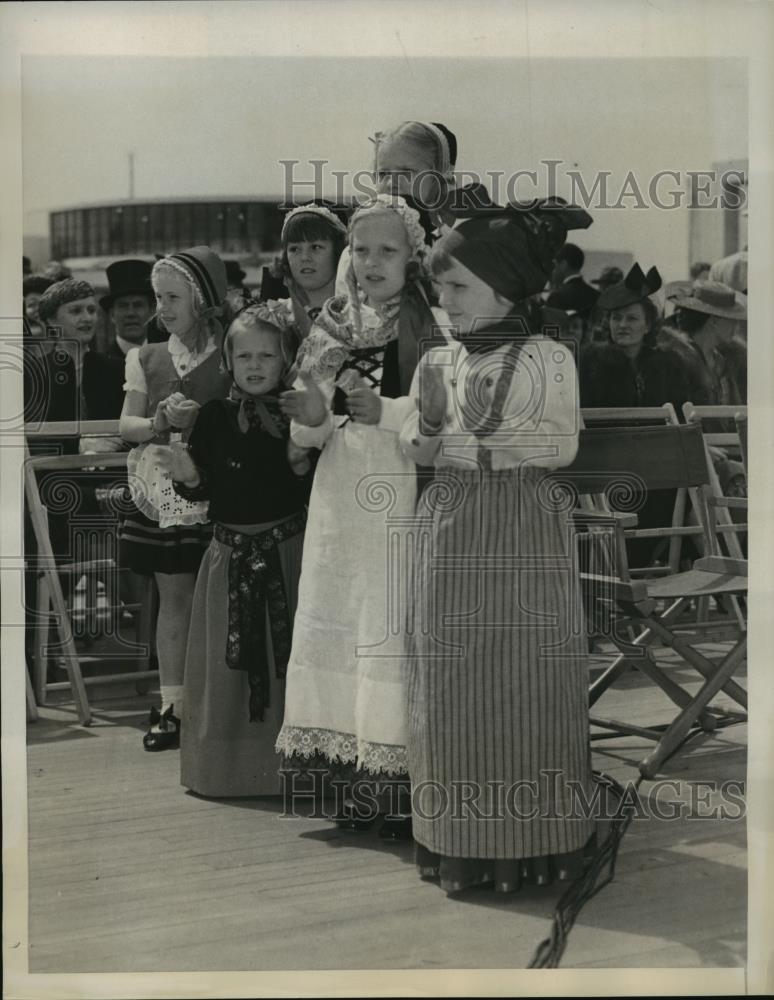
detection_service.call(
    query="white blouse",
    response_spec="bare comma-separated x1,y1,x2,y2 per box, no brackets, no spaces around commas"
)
123,334,219,395
399,336,581,471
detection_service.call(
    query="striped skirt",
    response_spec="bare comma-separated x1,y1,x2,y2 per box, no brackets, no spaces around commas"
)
406,465,595,890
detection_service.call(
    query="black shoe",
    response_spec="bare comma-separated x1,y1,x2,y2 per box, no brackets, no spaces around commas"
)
142,705,180,752
378,815,413,841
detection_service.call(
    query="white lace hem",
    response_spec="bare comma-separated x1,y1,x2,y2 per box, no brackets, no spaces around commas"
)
275,725,408,777
127,442,210,528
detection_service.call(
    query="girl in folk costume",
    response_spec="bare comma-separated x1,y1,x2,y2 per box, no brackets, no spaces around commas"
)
334,121,461,297
399,202,597,893
162,303,313,796
119,247,232,752
275,194,444,838
269,203,349,342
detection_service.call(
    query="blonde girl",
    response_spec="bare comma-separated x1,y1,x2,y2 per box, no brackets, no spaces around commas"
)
118,246,231,752
275,195,444,839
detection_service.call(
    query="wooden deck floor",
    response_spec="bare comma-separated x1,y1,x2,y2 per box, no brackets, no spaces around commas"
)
25,647,748,975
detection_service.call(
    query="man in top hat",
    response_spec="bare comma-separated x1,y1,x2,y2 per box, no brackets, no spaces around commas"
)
591,265,624,292
224,259,248,310
546,242,599,317
82,259,157,420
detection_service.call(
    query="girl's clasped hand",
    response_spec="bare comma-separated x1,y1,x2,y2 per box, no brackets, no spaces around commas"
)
161,391,201,429
279,370,382,426
418,363,447,434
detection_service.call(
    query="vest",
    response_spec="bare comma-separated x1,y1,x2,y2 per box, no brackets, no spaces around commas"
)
138,342,231,443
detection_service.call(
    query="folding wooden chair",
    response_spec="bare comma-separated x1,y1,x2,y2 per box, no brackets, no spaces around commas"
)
581,406,691,578
683,404,747,559
25,420,159,723
735,412,748,479
556,422,747,779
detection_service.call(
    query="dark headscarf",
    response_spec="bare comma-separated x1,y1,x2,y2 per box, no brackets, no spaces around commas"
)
437,198,593,303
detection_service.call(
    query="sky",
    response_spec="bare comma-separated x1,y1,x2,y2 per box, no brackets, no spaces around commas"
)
21,54,747,282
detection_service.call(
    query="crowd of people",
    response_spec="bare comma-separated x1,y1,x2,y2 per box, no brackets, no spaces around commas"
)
23,119,748,897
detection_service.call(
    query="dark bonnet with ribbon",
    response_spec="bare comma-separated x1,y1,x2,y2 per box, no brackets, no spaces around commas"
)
432,198,593,358
433,200,594,462
437,198,594,305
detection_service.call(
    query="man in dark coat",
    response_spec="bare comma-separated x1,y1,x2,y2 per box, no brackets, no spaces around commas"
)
546,242,599,316
83,259,157,420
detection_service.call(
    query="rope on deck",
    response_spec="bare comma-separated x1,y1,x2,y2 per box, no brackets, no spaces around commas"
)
527,713,745,968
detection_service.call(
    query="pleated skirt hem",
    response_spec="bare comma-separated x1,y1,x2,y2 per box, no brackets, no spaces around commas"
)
415,833,597,895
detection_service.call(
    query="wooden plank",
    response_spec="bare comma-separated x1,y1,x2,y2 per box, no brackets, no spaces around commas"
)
26,647,748,973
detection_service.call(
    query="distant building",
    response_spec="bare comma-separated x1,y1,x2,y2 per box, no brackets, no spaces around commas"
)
49,195,351,263
688,158,748,269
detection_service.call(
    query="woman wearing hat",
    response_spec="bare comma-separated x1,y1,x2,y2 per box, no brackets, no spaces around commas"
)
26,278,100,429
578,263,695,413
399,200,597,895
119,246,232,752
664,278,747,412
664,278,748,502
24,280,103,639
579,264,700,567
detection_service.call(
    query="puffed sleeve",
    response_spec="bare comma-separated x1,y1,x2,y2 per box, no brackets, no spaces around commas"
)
123,347,147,394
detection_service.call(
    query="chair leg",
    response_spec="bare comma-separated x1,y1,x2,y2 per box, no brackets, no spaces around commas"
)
589,657,632,705
645,617,748,709
639,638,747,779
626,649,719,731
34,575,51,706
26,660,39,722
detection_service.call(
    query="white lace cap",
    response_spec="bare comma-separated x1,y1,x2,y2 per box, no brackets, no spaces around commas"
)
349,194,429,261
281,203,348,241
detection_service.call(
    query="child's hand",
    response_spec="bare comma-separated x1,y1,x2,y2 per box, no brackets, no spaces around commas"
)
419,363,447,434
280,371,327,427
165,397,201,429
158,440,200,485
287,441,312,476
346,383,382,424
151,401,172,433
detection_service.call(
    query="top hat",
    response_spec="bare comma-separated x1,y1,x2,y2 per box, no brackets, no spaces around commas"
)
225,260,247,287
598,263,662,311
100,259,154,311
667,279,747,321
592,265,624,287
